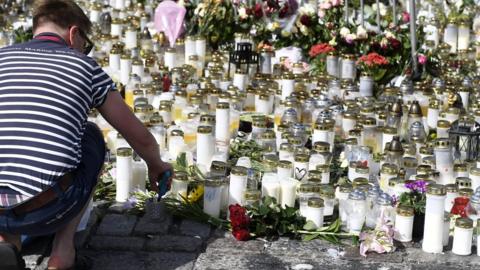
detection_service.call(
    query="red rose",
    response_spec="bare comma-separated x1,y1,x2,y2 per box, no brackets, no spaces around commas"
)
232,228,250,241
300,14,311,26
309,43,335,58
279,4,289,18
389,38,401,50
254,3,263,18
231,214,250,228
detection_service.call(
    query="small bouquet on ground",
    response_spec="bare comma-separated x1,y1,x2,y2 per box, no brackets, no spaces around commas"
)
359,213,395,257
309,43,336,74
356,52,389,81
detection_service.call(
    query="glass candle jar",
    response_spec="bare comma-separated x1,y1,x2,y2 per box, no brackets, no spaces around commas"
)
281,73,295,100
458,21,471,51
436,120,451,138
298,183,319,216
342,112,357,137
149,116,166,151
444,22,459,53
443,212,450,247
228,166,248,206
196,126,215,171
279,143,295,163
203,177,224,218
452,218,474,255
305,198,325,229
115,147,133,202
319,185,335,217
374,193,395,225
394,205,414,242
366,186,380,228
456,177,472,190
171,172,189,201
348,189,367,233
195,36,207,66
470,168,480,191
261,173,280,202
326,52,339,78
427,99,440,130
340,54,356,80
422,184,447,253
336,184,353,227
434,139,454,185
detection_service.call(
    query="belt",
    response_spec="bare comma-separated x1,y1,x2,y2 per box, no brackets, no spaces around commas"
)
0,171,75,216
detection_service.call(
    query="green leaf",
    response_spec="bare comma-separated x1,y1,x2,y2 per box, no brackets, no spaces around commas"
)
303,221,318,231
302,233,319,241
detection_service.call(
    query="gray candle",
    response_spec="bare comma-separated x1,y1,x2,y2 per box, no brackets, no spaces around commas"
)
409,0,418,75
392,0,397,25
360,0,364,27
376,0,381,32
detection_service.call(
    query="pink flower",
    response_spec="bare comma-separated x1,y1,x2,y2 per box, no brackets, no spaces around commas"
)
402,12,410,23
418,54,427,65
318,10,326,18
331,0,342,6
319,2,332,9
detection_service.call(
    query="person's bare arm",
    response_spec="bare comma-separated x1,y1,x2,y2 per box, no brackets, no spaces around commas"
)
98,91,172,191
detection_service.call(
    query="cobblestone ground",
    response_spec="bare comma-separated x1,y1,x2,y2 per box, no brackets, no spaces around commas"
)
21,201,480,270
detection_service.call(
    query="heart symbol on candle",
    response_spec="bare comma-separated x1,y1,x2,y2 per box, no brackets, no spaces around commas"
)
295,168,307,181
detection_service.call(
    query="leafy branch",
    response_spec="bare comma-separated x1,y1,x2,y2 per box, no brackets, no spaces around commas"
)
299,219,358,245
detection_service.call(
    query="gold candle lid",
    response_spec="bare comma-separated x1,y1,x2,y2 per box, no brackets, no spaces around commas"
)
427,184,446,196
307,197,324,208
396,205,414,217
455,218,473,229
117,147,133,157
231,166,248,176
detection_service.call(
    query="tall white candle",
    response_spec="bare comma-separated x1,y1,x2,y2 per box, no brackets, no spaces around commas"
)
185,36,196,63
164,48,176,71
132,159,146,191
280,178,298,208
281,74,295,100
262,174,281,202
195,37,207,66
452,218,473,256
125,28,137,49
228,166,248,205
204,178,223,218
120,55,132,85
233,71,247,91
422,184,446,253
115,147,133,202
215,102,231,145
109,50,121,72
196,126,215,170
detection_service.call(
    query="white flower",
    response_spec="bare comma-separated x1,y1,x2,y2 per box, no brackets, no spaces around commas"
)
194,4,206,17
380,37,388,47
300,25,309,36
238,7,248,20
177,0,185,6
384,30,395,39
340,27,350,37
345,33,357,42
329,38,337,46
356,26,368,39
455,0,464,10
299,4,316,16
372,2,387,16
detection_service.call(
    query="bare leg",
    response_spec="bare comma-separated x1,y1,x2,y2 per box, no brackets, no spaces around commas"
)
47,196,91,270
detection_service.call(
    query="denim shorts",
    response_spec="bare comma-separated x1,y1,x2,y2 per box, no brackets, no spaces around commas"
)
0,122,105,236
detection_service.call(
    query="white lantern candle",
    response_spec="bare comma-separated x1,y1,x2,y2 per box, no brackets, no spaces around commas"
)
111,19,123,37
342,112,357,136
304,198,325,229
336,185,352,227
196,126,215,171
233,70,247,92
261,173,280,202
132,159,146,191
125,27,137,49
109,48,121,72
203,177,224,218
394,205,414,242
164,48,176,71
434,139,454,185
458,21,471,51
445,184,458,213
444,22,458,53
215,102,230,145
319,186,335,217
326,53,339,77
195,37,207,66
260,50,273,74
280,178,298,208
114,0,125,9
452,218,473,256
422,184,446,253
277,160,293,181
317,165,330,184
255,94,272,115
228,166,248,205
427,101,440,129
340,54,356,80
359,75,374,97
132,60,144,78
115,147,133,202
470,168,480,191
120,54,132,85
281,73,295,100
294,154,309,182
171,172,189,201
185,36,196,63
90,5,101,23
168,130,185,160
436,120,450,138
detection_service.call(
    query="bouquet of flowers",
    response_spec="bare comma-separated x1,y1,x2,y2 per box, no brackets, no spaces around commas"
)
397,180,427,214
309,43,336,74
356,52,389,81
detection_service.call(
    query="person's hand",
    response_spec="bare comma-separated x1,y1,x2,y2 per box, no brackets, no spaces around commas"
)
147,161,174,193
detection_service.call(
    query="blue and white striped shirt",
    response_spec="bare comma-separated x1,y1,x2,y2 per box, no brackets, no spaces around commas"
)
0,32,115,197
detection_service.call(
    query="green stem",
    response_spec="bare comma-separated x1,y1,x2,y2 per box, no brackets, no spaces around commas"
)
297,230,356,237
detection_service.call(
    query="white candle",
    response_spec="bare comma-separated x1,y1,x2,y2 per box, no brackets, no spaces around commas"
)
115,147,133,202
90,10,100,24
281,75,295,100
444,23,458,53
304,198,324,229
114,0,125,9
111,23,122,37
125,28,137,49
255,94,272,115
196,126,215,170
422,184,446,253
233,71,247,91
294,158,309,182
326,54,339,77
215,102,231,145
195,37,207,66
394,206,414,242
277,161,293,181
185,36,196,63
359,75,374,97
262,173,281,202
470,168,480,191
348,191,367,233
452,218,473,256
132,159,146,191
203,178,223,218
120,56,132,85
228,166,248,205
164,48,176,71
443,214,450,247
280,178,298,208
434,140,454,185
427,107,439,129
109,50,120,72
168,134,185,160
458,23,470,51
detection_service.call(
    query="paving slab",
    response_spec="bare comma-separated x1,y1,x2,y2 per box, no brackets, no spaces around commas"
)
145,235,203,252
144,252,197,270
180,219,211,239
96,214,137,236
89,236,146,251
133,215,172,236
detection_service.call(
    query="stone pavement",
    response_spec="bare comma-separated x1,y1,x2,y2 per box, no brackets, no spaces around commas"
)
21,201,480,270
